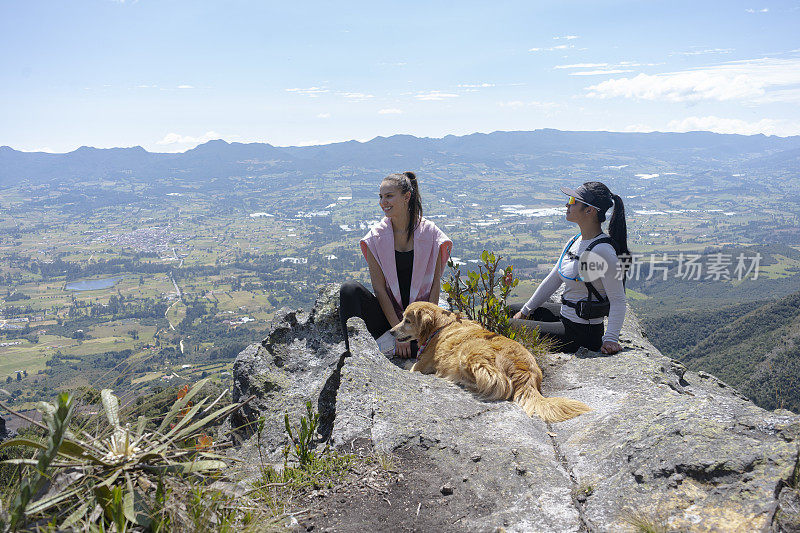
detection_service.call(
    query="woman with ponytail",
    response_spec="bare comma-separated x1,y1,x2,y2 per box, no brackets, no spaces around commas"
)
510,182,630,354
340,172,452,357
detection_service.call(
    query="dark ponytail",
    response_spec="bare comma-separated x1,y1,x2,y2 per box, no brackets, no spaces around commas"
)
608,193,631,281
384,171,423,241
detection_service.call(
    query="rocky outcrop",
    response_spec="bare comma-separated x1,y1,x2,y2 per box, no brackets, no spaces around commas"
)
229,284,344,464
231,284,800,532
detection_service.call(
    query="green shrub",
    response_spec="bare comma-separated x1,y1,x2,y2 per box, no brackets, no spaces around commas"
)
442,250,519,339
284,400,320,467
442,251,554,357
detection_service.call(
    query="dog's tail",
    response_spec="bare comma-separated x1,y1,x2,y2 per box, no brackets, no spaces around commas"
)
471,357,591,423
512,369,592,423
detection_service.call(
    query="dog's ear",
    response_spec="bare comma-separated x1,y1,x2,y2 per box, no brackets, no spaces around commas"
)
432,308,456,329
417,308,435,339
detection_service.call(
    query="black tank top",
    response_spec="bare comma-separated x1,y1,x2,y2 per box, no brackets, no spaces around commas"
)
395,249,414,309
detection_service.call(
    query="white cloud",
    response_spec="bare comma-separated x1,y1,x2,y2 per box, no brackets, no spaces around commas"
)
27,146,58,153
378,108,403,114
555,63,609,69
415,91,459,101
554,35,579,40
623,124,657,133
570,69,634,76
757,88,800,103
286,86,329,97
529,44,575,52
156,131,221,147
745,7,769,12
317,113,331,118
499,100,561,110
457,83,495,88
556,62,657,75
585,57,800,103
665,116,800,136
673,48,734,56
340,92,375,100
177,85,194,89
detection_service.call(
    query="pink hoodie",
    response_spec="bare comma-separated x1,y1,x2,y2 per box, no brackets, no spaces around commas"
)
360,217,452,320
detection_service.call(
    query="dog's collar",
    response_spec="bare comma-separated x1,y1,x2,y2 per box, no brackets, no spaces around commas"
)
417,326,446,359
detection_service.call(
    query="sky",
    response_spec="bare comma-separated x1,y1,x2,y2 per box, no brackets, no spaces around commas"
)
2,0,800,153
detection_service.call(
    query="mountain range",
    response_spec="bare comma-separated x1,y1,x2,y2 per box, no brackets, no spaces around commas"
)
3,129,800,184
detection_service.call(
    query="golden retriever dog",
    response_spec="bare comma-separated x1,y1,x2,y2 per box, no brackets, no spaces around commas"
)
390,302,591,423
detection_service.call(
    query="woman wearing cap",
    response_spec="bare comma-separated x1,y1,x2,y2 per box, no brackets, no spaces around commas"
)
339,171,452,358
510,181,630,354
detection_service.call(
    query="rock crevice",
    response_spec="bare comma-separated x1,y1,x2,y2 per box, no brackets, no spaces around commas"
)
546,424,596,532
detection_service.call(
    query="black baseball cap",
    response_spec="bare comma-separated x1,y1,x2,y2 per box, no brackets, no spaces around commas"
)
560,184,613,213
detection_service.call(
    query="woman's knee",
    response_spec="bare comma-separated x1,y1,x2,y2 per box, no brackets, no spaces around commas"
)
340,281,362,300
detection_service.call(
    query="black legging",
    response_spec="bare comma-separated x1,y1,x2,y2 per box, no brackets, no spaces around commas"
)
339,281,417,354
508,302,604,352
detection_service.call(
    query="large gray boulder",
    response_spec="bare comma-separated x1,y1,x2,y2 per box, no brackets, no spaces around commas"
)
540,314,800,532
229,284,345,469
230,284,800,531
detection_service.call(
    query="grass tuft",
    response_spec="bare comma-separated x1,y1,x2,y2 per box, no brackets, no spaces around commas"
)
571,480,594,501
622,509,669,533
375,451,397,473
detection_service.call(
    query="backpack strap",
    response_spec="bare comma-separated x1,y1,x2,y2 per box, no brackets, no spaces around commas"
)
584,280,605,302
581,237,615,301
584,237,615,254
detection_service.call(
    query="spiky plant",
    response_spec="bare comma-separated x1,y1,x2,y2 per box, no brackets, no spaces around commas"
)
0,379,248,531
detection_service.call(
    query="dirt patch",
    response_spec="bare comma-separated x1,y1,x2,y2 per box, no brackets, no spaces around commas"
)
296,441,500,533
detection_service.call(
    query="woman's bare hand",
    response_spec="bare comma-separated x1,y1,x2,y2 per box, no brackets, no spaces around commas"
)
396,340,412,358
600,340,621,354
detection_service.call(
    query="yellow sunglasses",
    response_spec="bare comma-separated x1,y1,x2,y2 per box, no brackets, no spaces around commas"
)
567,196,601,210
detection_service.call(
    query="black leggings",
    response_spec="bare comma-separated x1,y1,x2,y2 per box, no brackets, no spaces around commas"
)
508,302,604,352
339,281,417,353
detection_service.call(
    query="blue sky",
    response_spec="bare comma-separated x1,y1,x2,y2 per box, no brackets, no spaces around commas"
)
2,0,799,152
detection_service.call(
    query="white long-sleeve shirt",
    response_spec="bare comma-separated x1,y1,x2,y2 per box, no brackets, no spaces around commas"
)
520,233,627,343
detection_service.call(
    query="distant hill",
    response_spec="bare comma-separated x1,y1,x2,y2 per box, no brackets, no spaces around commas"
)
639,299,771,358
631,243,800,412
3,129,800,185
642,290,800,413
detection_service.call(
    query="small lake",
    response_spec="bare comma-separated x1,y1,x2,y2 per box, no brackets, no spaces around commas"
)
65,276,124,291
